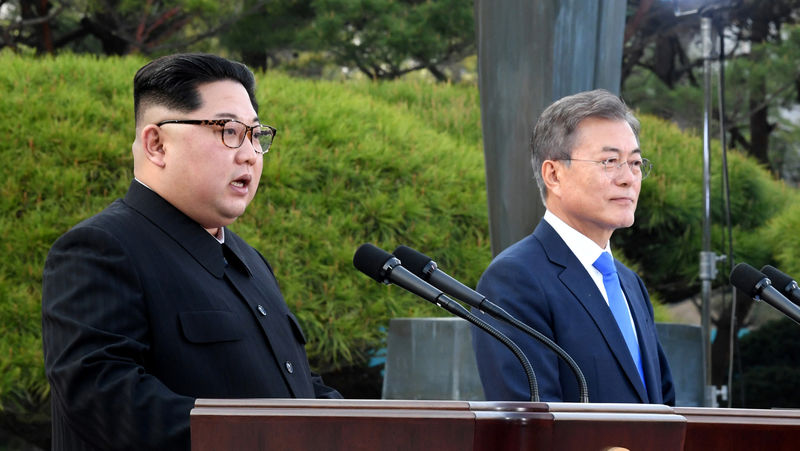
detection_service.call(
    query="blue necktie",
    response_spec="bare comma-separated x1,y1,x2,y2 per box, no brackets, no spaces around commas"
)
593,252,645,387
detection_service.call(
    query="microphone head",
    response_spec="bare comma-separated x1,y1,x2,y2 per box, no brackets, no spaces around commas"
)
761,265,796,291
353,243,394,283
730,262,769,297
393,245,433,277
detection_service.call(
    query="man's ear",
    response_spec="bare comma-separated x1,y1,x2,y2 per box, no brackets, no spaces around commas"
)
541,160,562,198
140,124,167,168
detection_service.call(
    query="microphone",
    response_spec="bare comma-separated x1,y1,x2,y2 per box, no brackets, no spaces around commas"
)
394,245,589,403
761,265,800,306
730,263,800,325
394,245,503,317
353,243,540,402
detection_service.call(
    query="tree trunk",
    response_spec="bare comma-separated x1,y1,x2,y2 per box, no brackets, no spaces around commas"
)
747,16,772,166
749,76,771,166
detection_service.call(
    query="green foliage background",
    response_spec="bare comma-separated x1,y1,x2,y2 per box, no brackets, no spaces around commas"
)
616,115,799,301
2,52,800,443
0,50,489,400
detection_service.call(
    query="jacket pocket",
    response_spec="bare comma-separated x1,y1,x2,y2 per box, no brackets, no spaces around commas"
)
179,310,244,344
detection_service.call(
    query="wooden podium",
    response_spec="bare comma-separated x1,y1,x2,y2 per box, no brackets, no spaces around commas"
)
191,399,800,450
675,406,800,451
191,399,692,450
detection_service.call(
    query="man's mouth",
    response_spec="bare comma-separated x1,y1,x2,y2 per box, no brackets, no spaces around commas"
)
231,175,251,189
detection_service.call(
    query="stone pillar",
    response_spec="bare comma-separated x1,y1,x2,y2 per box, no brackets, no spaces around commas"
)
474,0,627,255
382,318,484,401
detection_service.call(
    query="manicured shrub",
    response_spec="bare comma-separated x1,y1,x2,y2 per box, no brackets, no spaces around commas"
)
243,71,489,369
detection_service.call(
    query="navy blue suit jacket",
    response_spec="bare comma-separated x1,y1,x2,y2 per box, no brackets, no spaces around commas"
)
42,181,340,451
471,220,675,404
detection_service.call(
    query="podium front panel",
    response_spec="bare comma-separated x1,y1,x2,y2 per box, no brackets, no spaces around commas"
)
675,406,800,451
191,400,687,450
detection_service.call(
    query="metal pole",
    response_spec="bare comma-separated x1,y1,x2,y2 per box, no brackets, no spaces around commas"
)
700,15,717,408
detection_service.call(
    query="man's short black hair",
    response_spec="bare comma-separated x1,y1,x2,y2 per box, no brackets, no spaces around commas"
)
133,53,258,125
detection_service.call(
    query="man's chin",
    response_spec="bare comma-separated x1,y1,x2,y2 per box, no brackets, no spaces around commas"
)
621,216,636,229
221,200,252,220
613,212,636,229
206,211,245,230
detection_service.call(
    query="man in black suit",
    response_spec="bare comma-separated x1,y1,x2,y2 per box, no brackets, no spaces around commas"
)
42,53,341,451
472,90,674,405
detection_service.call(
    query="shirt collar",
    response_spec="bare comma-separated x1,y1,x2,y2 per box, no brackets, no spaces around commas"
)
543,210,611,269
544,210,618,307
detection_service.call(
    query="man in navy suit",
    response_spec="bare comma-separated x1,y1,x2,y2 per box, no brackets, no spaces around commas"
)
42,53,341,451
471,89,675,405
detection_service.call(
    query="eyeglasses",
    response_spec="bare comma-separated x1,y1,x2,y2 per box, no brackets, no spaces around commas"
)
555,157,653,180
156,119,277,154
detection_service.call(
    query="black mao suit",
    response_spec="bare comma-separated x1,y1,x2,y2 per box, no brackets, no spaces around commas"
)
42,181,340,450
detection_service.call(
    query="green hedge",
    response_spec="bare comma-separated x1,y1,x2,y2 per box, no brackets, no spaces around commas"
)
241,67,489,368
2,52,800,445
0,50,488,393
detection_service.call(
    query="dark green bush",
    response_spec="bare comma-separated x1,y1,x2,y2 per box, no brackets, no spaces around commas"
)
732,318,800,408
243,71,490,368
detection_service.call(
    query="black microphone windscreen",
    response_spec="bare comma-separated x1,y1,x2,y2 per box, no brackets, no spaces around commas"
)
730,263,767,297
393,245,432,276
761,265,795,290
353,243,392,282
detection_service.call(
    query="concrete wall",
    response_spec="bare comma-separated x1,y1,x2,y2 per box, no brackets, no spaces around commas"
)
382,318,704,406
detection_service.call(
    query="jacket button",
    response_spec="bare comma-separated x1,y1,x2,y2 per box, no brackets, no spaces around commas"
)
285,361,294,373
257,305,267,316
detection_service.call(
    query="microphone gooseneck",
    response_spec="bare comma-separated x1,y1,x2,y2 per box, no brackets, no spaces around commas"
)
354,243,540,402
394,245,589,403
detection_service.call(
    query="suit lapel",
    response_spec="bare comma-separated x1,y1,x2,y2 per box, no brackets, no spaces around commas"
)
534,221,648,402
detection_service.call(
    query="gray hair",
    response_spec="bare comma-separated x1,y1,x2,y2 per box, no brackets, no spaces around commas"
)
531,89,639,204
